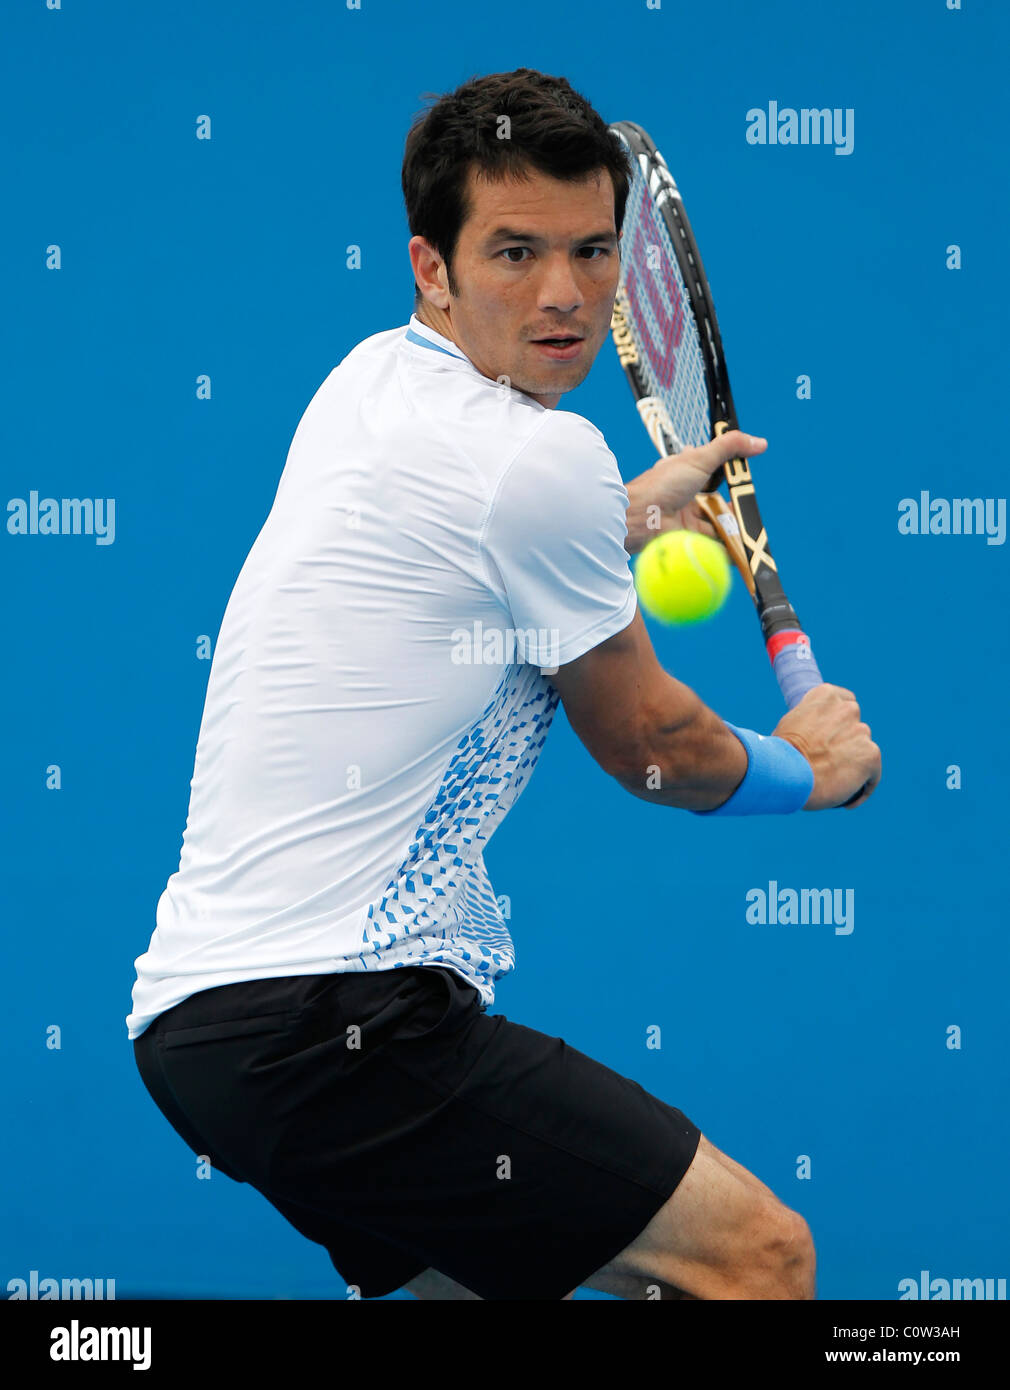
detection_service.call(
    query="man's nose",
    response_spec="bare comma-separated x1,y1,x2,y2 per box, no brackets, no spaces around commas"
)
537,254,584,315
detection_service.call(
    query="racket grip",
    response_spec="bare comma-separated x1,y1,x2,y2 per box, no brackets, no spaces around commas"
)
771,631,868,808
769,631,823,710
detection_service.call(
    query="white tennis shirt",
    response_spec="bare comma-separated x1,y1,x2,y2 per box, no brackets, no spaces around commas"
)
126,315,638,1039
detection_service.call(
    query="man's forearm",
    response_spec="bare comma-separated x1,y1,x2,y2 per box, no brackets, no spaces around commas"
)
609,680,749,811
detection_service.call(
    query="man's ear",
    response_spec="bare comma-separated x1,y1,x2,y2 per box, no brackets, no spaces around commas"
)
408,236,450,310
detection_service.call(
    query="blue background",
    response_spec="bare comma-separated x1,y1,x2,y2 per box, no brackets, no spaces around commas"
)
3,0,1007,1300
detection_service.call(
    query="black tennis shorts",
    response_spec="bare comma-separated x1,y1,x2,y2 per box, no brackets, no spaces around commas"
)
133,965,702,1300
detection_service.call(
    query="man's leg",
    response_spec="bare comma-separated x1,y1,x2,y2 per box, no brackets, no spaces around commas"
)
406,1134,814,1301
580,1134,815,1300
405,1269,482,1300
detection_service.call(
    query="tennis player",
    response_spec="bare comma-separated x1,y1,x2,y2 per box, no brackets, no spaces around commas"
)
129,69,880,1301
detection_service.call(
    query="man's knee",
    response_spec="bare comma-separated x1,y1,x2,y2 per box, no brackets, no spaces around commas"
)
735,1204,816,1300
630,1161,817,1301
693,1137,818,1299
789,1211,817,1297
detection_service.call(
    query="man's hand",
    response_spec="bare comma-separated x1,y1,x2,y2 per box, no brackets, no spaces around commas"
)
773,684,882,810
624,429,768,555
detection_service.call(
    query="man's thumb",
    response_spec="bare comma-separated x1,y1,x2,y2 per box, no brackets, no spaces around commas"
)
710,429,768,461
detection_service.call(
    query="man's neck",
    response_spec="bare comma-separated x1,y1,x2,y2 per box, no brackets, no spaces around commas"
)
414,299,458,349
412,299,561,410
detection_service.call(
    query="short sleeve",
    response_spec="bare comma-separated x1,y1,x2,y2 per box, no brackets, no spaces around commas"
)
480,409,638,669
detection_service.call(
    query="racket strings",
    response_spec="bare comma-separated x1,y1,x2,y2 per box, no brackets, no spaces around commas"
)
619,157,711,453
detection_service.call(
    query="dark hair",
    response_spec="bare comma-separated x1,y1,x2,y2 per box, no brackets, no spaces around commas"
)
402,68,631,297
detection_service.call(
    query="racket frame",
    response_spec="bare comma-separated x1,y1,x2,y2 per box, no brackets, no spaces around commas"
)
609,121,813,654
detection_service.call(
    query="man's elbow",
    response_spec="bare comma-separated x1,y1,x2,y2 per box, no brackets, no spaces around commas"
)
604,700,724,806
604,723,692,803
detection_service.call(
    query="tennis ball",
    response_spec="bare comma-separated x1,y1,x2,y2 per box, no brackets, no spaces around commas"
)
634,529,732,625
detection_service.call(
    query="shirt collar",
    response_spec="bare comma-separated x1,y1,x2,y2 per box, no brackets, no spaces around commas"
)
404,314,473,367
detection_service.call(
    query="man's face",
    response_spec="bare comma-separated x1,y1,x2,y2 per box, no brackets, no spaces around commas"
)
438,165,621,408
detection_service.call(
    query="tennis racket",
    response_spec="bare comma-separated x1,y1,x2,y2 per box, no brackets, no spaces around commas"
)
609,120,822,712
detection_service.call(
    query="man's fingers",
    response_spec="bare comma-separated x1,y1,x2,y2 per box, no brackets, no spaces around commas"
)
843,763,880,810
842,786,872,810
799,682,858,707
704,429,768,466
679,506,718,539
656,430,768,483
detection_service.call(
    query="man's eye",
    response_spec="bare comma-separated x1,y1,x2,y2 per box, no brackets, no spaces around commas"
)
500,247,531,263
578,246,610,260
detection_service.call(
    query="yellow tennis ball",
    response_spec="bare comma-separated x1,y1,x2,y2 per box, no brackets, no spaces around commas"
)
634,529,732,625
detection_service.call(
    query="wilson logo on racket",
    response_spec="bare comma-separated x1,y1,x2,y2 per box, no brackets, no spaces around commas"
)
622,205,685,390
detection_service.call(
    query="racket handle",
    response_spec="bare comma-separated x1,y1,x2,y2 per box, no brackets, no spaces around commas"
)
770,630,868,807
768,630,823,711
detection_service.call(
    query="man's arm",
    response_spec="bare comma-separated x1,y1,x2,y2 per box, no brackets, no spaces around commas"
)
550,607,747,811
549,607,881,812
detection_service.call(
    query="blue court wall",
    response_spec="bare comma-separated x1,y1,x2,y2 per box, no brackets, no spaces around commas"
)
3,0,1007,1300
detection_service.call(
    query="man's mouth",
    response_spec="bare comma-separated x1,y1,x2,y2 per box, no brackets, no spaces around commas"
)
530,335,585,361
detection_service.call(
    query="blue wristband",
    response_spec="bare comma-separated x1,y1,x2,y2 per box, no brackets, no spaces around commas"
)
692,721,814,817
